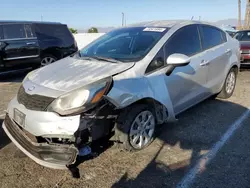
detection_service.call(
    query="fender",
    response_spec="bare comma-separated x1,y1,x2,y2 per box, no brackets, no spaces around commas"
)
106,74,178,123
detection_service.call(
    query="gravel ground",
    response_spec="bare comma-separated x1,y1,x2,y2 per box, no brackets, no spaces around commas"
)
0,70,250,188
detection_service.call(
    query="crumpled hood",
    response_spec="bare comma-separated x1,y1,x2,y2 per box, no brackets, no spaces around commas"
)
28,57,134,92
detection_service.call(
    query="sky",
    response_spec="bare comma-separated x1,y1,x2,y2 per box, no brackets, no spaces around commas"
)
0,0,247,29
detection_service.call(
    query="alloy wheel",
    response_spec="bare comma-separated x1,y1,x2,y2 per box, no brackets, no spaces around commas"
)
40,57,56,67
129,110,155,149
225,71,236,94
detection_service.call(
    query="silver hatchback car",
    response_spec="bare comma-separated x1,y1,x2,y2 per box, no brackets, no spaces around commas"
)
2,20,240,169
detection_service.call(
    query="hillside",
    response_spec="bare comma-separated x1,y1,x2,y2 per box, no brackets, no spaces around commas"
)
77,18,243,33
213,19,243,26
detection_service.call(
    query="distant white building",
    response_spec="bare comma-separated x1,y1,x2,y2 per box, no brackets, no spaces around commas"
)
73,33,105,49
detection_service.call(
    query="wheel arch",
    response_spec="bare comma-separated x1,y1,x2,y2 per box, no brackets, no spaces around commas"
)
231,64,239,74
107,96,169,124
40,49,62,60
217,63,239,93
217,64,238,99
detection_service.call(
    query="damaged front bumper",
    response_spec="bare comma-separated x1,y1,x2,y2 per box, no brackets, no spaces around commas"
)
2,114,78,169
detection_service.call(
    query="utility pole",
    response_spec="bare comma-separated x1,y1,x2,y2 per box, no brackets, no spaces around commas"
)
41,15,43,21
124,14,126,26
244,0,250,29
238,0,242,29
122,12,124,26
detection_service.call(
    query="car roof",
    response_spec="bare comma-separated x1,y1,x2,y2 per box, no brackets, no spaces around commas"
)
0,20,62,25
128,20,215,28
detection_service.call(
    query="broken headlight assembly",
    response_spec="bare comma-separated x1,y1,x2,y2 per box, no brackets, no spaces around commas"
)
47,77,112,116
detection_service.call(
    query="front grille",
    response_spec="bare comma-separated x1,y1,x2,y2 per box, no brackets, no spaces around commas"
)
3,114,78,167
17,85,55,111
4,114,40,158
22,129,38,143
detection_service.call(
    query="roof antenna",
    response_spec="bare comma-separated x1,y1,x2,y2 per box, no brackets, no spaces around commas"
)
191,16,194,20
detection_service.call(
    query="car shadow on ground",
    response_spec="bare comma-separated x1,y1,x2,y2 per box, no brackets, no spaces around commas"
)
111,98,248,188
0,118,10,150
240,67,250,72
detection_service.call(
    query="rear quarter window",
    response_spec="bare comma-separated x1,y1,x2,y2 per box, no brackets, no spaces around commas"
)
34,24,74,46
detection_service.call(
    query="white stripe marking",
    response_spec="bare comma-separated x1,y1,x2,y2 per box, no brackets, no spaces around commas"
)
177,108,250,188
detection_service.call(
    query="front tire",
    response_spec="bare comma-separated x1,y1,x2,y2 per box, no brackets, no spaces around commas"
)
115,104,156,151
217,67,237,99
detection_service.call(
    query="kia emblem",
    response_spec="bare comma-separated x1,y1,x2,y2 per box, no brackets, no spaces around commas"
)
28,86,35,91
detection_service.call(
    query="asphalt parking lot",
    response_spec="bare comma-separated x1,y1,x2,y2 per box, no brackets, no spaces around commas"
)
0,70,250,188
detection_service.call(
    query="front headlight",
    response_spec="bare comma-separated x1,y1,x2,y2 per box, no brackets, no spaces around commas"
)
47,77,112,115
22,70,35,83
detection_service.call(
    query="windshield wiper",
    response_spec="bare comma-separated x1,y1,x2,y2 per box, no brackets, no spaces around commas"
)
91,56,122,63
78,54,99,61
77,54,122,63
80,56,97,61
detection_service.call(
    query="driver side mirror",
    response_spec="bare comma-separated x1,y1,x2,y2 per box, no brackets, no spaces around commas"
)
165,53,190,76
166,53,190,66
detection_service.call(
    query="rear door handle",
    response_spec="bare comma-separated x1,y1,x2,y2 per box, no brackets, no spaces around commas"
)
225,49,231,54
26,42,36,45
200,60,209,66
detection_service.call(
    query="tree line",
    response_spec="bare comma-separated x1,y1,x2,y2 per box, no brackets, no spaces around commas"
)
69,27,98,34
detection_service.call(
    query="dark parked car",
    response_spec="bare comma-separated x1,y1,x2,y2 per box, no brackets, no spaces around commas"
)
234,30,250,67
0,21,78,74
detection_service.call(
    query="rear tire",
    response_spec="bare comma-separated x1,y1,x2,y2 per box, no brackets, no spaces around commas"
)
115,104,156,151
40,55,57,67
217,67,237,99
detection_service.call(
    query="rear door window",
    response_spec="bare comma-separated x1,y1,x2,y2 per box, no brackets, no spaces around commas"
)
3,24,26,39
200,25,225,50
35,24,73,45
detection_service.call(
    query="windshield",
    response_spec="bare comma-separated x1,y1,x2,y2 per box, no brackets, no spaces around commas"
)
234,31,250,41
78,27,169,62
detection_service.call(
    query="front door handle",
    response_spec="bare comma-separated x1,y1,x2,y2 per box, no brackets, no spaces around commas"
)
200,60,209,66
225,49,231,55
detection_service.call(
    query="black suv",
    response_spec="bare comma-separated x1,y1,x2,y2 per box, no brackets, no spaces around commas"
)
0,21,78,74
